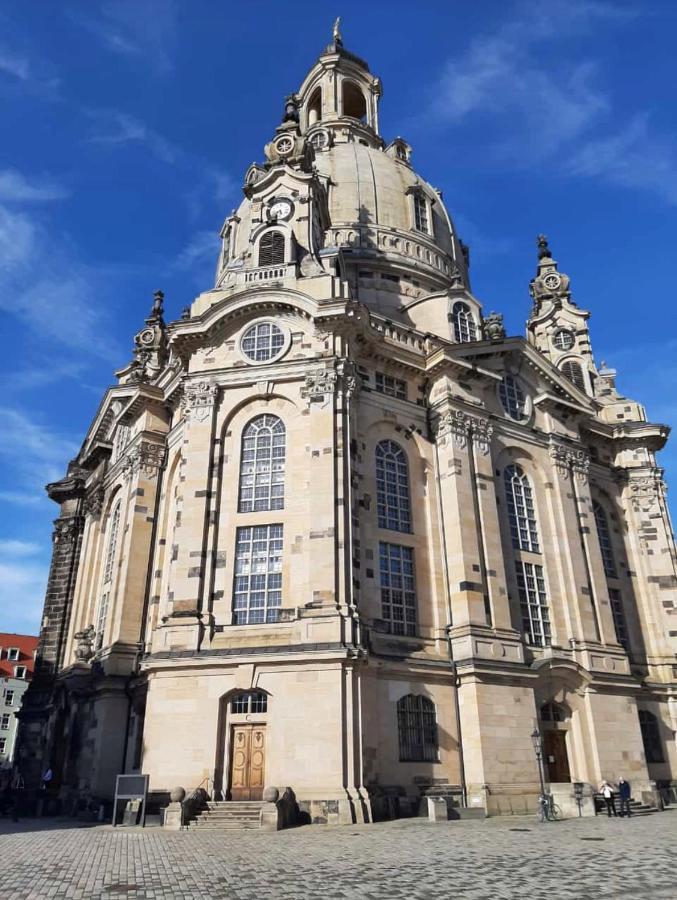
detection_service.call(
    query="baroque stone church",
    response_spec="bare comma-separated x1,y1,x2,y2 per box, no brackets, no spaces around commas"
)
18,29,677,822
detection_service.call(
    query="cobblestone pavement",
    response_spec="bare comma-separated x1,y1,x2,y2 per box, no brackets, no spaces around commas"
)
1,811,675,899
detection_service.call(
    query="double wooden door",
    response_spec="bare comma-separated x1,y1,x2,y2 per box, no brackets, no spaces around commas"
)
544,730,571,783
229,725,266,800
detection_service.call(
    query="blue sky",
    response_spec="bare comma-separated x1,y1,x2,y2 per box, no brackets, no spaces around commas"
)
2,1,677,634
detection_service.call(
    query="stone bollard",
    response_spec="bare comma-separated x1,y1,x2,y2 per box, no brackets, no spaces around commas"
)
427,797,448,822
164,786,186,830
259,786,282,832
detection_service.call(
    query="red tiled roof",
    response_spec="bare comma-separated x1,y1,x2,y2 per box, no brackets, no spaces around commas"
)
0,633,39,680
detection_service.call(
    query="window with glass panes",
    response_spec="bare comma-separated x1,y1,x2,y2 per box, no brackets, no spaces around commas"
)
593,501,617,578
379,543,417,636
376,441,411,533
97,501,121,649
639,710,664,763
413,193,429,233
397,694,438,761
452,301,477,343
504,465,539,552
608,588,629,649
374,372,407,400
560,360,586,392
515,561,551,647
231,691,268,714
241,322,285,362
0,739,6,755
4,691,14,707
0,714,9,729
238,415,285,512
233,525,283,624
499,375,527,420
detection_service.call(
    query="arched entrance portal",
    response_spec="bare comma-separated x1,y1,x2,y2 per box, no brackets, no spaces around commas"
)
540,702,571,783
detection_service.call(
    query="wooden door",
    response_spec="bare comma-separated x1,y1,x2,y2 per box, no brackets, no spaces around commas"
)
544,730,570,783
229,725,266,800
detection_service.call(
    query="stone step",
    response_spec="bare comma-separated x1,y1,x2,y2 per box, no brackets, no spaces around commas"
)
187,799,266,832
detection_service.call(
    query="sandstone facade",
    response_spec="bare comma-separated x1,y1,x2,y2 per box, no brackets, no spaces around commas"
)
17,30,677,821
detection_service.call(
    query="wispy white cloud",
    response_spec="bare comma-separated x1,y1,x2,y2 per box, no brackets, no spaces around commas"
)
173,230,220,274
70,0,179,75
0,169,69,203
0,539,48,634
0,490,48,508
86,109,179,164
0,539,41,557
0,407,78,484
0,47,31,81
424,2,677,205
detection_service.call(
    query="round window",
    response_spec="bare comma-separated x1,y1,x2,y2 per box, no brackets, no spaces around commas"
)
240,321,288,364
275,135,294,155
310,130,328,150
553,329,575,351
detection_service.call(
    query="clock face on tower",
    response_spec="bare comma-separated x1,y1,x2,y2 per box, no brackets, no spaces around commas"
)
268,199,293,221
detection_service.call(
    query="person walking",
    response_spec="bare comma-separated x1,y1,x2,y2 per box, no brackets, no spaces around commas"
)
618,778,631,817
600,780,617,817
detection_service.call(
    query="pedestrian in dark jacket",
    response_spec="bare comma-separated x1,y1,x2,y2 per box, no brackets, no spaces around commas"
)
618,778,631,817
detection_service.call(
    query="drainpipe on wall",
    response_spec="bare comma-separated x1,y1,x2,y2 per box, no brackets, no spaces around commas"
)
433,436,468,809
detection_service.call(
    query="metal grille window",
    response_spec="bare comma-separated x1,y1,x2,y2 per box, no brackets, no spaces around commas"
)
376,440,411,533
504,465,539,552
609,588,629,649
258,230,285,267
379,543,417,636
560,360,586,392
241,322,285,362
238,415,285,513
231,691,268,714
375,372,407,400
593,501,617,578
452,301,477,343
499,375,527,421
233,525,283,625
413,193,429,234
639,710,664,763
397,695,438,762
0,714,9,729
515,561,551,647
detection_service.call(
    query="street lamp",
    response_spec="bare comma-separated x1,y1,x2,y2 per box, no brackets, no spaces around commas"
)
531,728,546,800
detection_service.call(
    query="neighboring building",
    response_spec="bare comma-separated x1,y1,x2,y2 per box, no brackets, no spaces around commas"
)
17,29,677,821
0,633,38,770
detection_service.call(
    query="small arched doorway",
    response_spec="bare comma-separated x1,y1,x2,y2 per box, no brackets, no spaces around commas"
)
540,701,571,783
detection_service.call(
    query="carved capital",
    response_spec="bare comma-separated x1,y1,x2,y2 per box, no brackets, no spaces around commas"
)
549,443,590,481
627,471,665,512
301,367,338,404
52,516,83,547
73,625,96,662
83,484,105,518
122,441,166,480
433,410,492,454
182,379,219,422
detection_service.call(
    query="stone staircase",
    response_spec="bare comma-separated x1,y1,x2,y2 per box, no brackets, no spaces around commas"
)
594,794,659,817
186,800,266,831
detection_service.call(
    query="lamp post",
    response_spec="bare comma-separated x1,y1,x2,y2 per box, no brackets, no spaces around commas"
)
531,728,547,803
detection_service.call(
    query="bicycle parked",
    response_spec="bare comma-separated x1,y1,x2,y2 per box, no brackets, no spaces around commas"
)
538,792,562,822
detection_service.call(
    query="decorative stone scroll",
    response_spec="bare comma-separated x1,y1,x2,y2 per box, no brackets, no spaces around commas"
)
301,367,338,402
549,443,590,482
83,484,105,518
122,441,166,480
182,379,219,422
434,410,493,455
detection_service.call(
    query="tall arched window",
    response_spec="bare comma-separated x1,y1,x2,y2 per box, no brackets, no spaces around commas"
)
639,710,665,763
504,465,539,552
499,375,528,421
376,440,411,533
593,500,617,578
307,87,322,126
397,695,438,762
238,415,285,513
452,301,477,343
413,193,429,234
97,500,121,648
258,231,285,267
560,360,586,392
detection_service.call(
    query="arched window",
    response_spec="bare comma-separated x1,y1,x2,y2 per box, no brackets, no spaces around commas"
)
560,360,586,392
97,500,121,648
452,301,477,343
499,375,528,421
504,464,539,552
258,231,285,267
593,500,617,578
307,87,322,126
376,440,411,533
342,81,366,121
397,695,438,762
639,710,665,763
238,415,285,513
231,691,268,714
